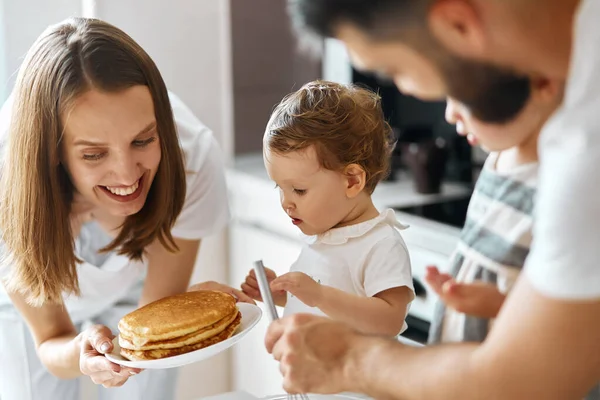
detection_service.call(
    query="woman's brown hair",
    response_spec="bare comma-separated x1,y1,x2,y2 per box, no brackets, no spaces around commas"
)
0,17,186,306
265,80,394,194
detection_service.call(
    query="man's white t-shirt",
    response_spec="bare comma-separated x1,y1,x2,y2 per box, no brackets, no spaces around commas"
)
282,209,415,334
525,0,600,299
0,91,230,322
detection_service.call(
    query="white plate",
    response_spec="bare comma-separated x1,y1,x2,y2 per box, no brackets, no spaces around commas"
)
105,302,262,369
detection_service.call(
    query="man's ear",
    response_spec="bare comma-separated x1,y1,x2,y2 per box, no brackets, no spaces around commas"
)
428,0,487,59
344,164,367,198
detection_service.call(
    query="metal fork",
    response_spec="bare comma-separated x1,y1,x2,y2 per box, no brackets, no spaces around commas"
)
253,260,310,400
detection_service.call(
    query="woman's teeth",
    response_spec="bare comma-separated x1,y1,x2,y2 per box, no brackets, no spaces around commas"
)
105,180,139,196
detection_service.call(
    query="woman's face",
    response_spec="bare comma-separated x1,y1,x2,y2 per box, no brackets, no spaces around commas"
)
61,85,161,217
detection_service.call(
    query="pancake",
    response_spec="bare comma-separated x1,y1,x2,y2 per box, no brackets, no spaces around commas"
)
118,308,239,350
120,311,242,361
118,290,237,346
117,290,242,361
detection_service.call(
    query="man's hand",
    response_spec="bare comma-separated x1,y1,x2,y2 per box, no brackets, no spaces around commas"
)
265,313,364,394
425,266,505,318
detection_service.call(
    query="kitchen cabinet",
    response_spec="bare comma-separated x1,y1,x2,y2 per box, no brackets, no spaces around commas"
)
228,220,302,397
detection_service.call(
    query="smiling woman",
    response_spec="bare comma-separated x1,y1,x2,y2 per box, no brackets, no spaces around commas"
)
62,87,163,218
0,17,251,400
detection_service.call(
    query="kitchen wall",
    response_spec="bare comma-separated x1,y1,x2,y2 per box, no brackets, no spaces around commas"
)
0,0,83,102
90,0,235,159
231,0,321,155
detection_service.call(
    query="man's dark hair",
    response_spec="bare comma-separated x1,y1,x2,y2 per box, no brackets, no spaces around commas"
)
287,0,531,125
288,0,429,40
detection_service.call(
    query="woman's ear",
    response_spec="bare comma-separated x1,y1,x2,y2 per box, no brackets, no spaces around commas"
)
344,164,367,198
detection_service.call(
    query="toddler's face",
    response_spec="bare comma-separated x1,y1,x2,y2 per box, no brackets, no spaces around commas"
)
264,146,354,236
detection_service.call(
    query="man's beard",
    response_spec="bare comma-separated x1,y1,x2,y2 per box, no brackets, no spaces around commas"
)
442,57,531,124
416,33,532,124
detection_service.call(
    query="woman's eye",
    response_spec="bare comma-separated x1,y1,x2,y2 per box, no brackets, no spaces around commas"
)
83,153,105,161
133,136,157,147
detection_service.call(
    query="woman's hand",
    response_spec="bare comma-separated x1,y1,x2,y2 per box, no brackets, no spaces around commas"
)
189,281,256,304
79,325,142,388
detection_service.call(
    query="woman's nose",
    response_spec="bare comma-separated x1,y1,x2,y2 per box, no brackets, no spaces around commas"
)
111,152,140,184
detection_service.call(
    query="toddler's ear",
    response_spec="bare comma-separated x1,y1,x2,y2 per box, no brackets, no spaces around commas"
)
344,164,367,198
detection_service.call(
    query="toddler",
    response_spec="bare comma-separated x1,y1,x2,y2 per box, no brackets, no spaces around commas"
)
242,80,414,336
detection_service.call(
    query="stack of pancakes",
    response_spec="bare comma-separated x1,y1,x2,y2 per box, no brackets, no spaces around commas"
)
118,290,241,361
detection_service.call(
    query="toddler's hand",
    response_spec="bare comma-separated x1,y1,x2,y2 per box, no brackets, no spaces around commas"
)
425,265,453,296
426,266,505,318
270,272,323,307
241,268,287,307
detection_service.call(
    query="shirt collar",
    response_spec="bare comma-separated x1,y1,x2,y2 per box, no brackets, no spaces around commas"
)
305,208,409,246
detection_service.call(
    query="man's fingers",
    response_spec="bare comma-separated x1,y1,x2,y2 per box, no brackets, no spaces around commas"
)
265,319,287,354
